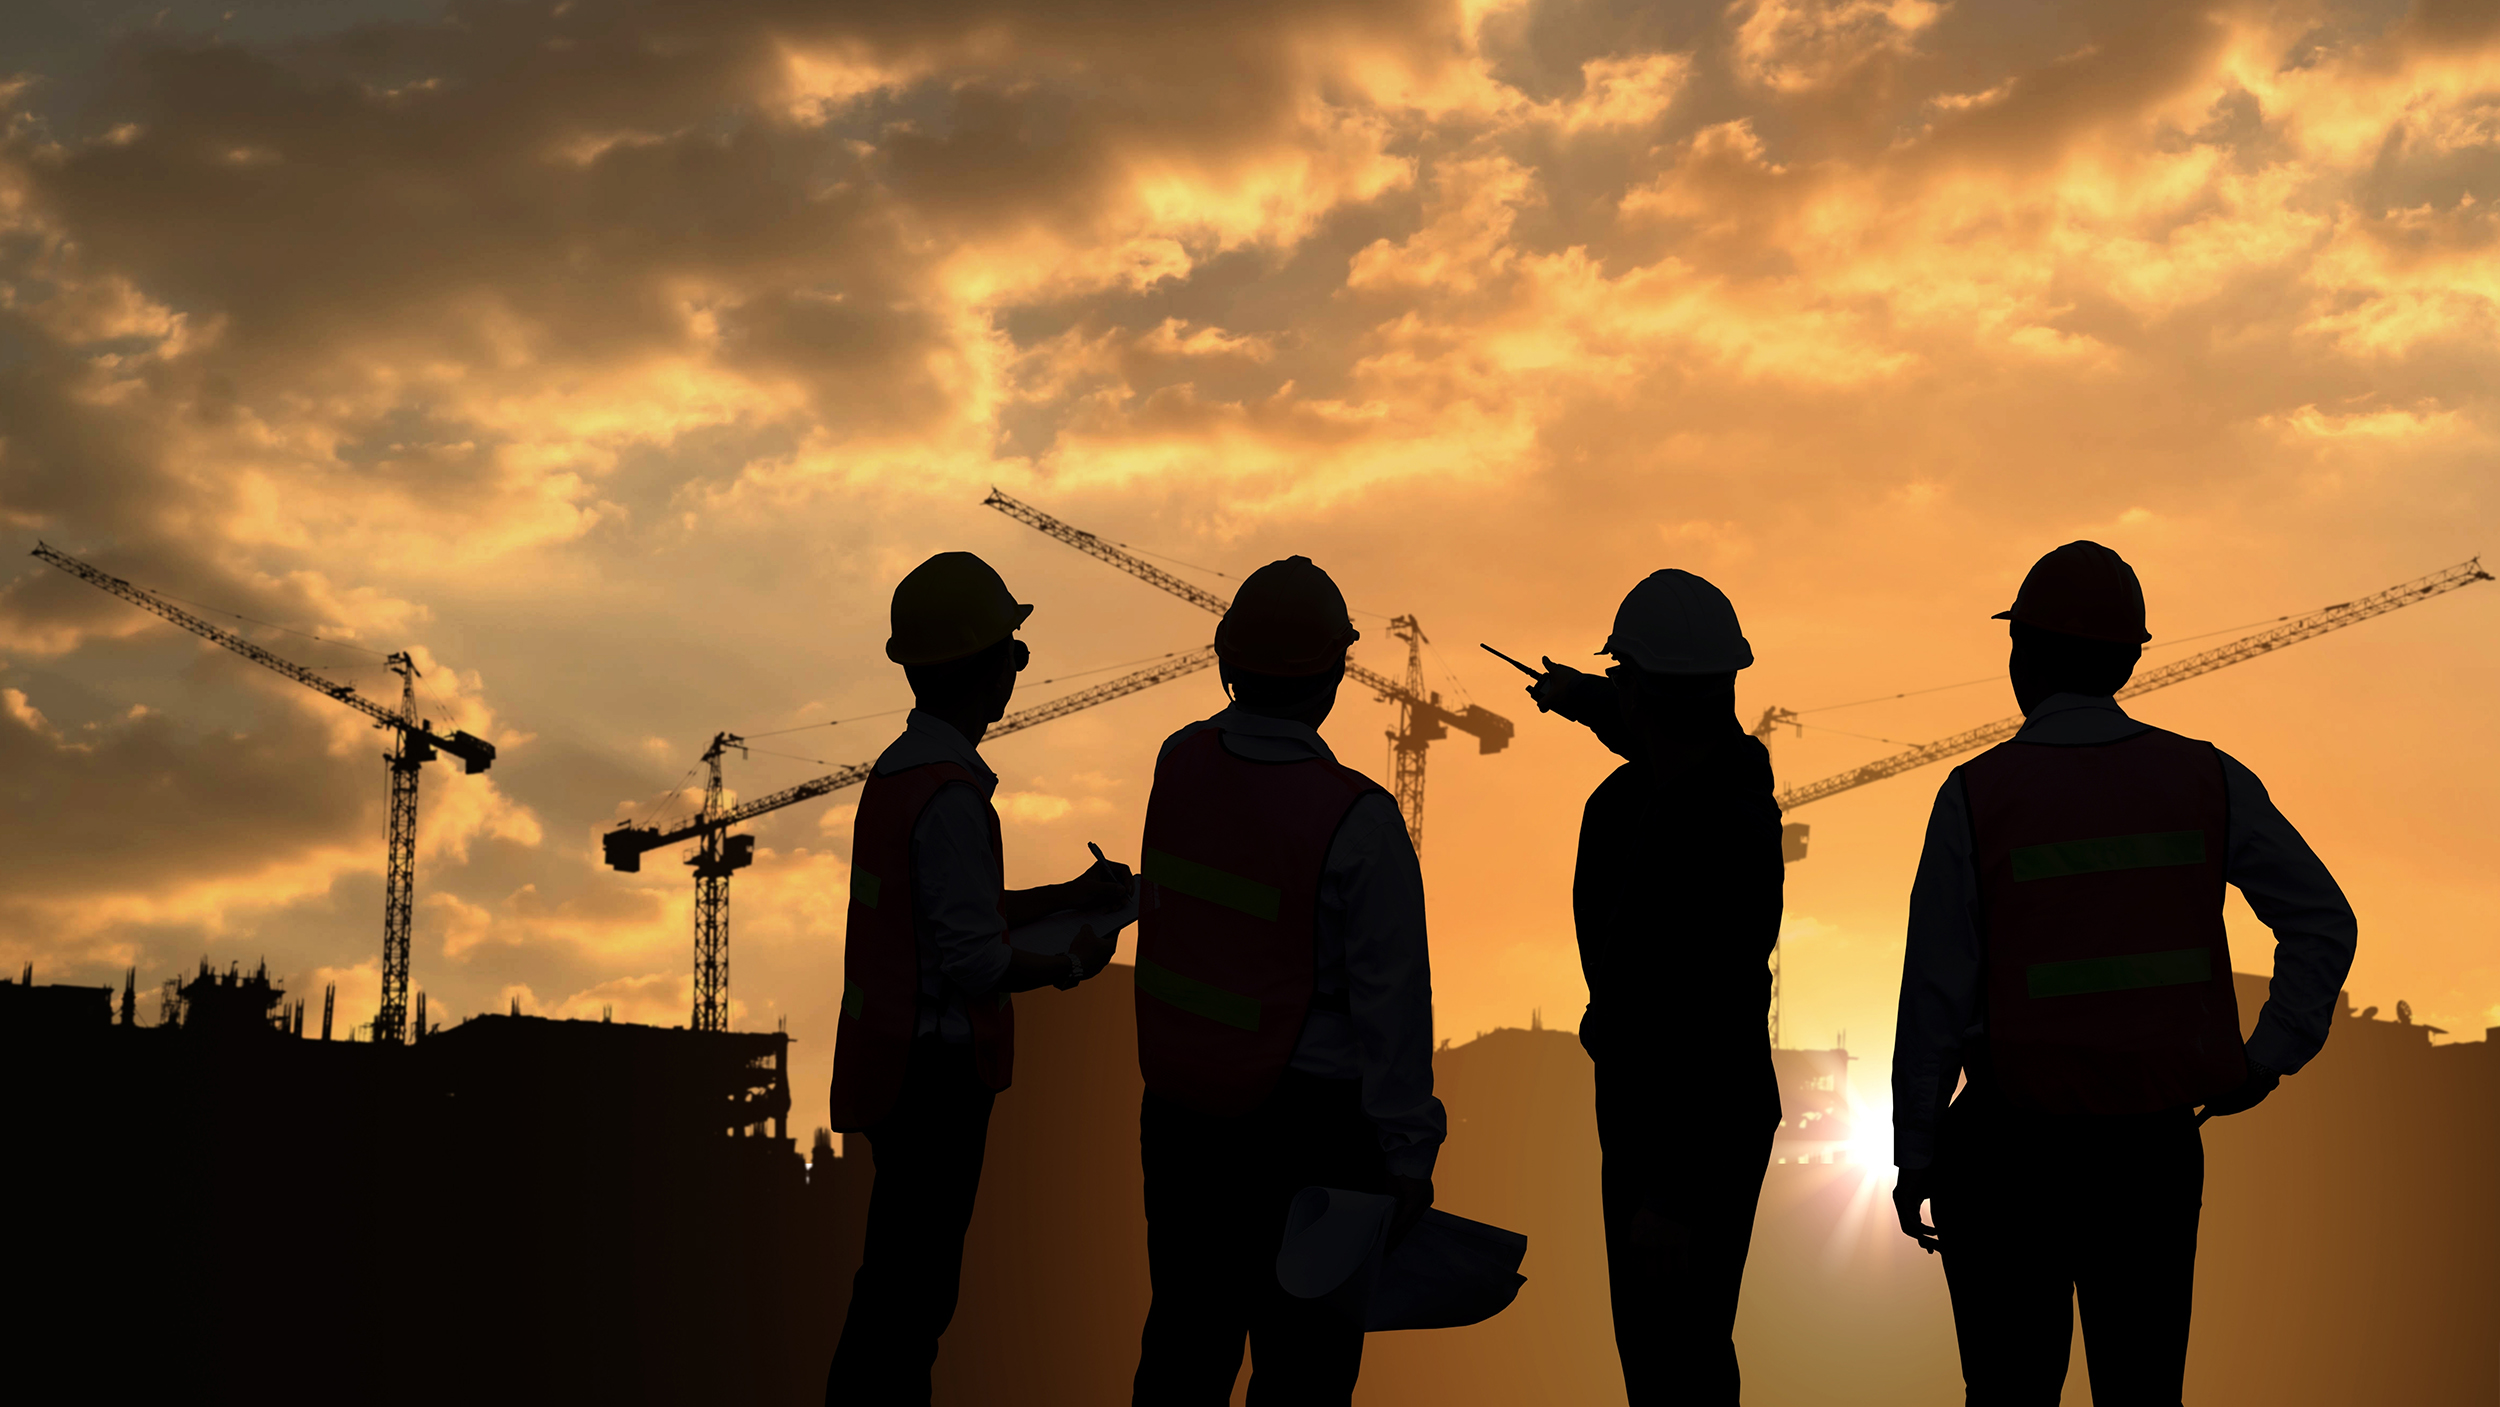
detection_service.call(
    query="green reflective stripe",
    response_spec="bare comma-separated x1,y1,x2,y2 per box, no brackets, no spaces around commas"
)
2012,830,2205,882
841,982,865,1019
1143,848,1281,921
851,868,882,910
2027,947,2212,999
1135,958,1261,1031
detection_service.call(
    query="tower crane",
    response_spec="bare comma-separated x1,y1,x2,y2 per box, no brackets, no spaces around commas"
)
1750,554,2490,1046
603,648,1219,1030
980,489,1514,856
32,544,497,1044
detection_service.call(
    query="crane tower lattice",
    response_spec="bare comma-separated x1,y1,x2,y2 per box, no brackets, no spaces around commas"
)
33,544,496,1043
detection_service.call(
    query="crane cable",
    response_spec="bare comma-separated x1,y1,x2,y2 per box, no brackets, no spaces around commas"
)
735,647,1214,743
1784,608,2308,718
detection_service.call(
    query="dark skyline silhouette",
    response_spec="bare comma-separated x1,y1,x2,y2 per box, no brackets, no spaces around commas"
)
7,960,2487,1403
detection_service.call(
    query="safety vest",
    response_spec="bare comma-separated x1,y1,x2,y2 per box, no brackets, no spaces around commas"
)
1135,727,1386,1116
1965,726,2244,1115
826,762,1014,1131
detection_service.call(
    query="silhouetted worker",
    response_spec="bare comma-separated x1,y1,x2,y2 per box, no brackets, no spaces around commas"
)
826,551,1134,1406
1130,556,1444,1406
1524,570,1783,1406
1890,541,2358,1405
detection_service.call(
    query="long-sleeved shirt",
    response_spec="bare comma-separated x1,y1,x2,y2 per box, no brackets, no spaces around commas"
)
1891,693,2359,1170
870,710,1014,1043
1571,719,1786,1135
1153,707,1448,1179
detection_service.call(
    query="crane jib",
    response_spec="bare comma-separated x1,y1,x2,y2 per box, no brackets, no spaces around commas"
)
979,489,1516,745
1773,556,2488,816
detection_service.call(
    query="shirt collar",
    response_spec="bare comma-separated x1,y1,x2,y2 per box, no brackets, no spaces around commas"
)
1208,705,1337,762
874,709,999,791
2013,693,2150,746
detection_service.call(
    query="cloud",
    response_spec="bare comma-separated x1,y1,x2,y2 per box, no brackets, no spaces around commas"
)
0,0,2493,1080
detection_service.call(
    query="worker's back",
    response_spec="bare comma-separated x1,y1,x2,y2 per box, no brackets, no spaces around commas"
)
1962,724,2245,1116
1571,732,1782,1104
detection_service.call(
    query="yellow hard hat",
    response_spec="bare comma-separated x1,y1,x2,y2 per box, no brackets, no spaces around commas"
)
1215,556,1359,676
886,552,1033,665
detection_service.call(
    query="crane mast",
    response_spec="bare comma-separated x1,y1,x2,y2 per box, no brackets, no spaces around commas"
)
33,544,495,1044
980,489,1513,854
1387,616,1442,853
689,733,753,1032
380,652,422,1045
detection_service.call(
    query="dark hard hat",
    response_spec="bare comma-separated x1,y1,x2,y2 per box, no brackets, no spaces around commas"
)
1994,541,2150,643
1599,569,1753,675
886,552,1033,665
1215,556,1359,676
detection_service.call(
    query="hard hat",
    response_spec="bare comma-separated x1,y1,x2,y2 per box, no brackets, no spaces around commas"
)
885,552,1034,665
1214,556,1359,676
1993,541,2149,643
1599,569,1752,674
1274,1185,1528,1332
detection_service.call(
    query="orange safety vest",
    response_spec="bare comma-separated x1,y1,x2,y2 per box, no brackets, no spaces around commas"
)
1135,728,1386,1116
826,761,1014,1131
1965,726,2244,1115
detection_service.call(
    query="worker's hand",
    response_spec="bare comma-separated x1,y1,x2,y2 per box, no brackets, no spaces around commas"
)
1892,1167,1940,1253
1628,1204,1695,1275
2195,1058,2281,1126
1061,854,1133,913
1528,659,1604,721
1059,923,1115,987
1387,1175,1434,1251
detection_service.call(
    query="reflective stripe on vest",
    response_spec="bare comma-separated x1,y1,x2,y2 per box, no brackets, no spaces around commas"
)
1135,727,1386,1116
2012,830,2204,881
1964,726,2245,1116
1144,848,1283,921
825,762,1015,1131
1133,957,1261,1031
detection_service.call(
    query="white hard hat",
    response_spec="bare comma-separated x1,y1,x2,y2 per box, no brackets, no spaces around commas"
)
1273,1186,1528,1332
1600,569,1753,674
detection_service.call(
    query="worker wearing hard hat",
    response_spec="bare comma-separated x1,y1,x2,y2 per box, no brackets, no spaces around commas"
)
1889,542,2357,1402
1523,570,1784,1406
1129,556,1444,1405
825,551,1134,1405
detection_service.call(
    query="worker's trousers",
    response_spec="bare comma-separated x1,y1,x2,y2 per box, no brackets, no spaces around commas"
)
1132,1069,1390,1406
826,1037,996,1407
1593,1059,1774,1407
1934,1095,2202,1407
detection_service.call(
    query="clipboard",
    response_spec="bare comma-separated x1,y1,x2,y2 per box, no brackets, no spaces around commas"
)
1008,878,1141,955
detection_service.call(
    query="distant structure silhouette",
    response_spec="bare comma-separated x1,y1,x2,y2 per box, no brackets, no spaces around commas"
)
1891,542,2361,1402
1522,568,1783,1405
2,956,2489,1403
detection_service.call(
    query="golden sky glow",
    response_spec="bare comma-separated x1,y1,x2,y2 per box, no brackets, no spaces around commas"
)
2,0,2494,1109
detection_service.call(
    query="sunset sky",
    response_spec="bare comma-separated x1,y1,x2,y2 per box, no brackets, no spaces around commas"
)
3,0,2493,1125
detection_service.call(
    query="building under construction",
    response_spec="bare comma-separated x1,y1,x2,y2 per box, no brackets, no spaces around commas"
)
0,966,860,1404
